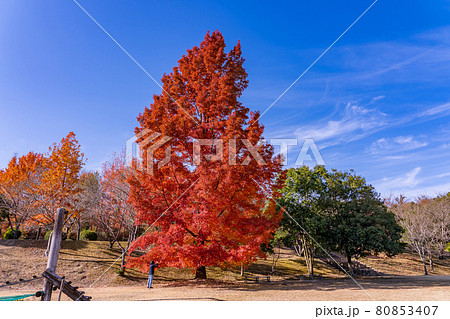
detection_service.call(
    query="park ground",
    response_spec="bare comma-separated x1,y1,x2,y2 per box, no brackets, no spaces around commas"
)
0,240,449,301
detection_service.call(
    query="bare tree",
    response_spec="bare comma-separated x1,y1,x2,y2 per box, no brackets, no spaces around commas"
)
69,171,102,240
94,153,137,272
389,194,450,275
429,194,450,260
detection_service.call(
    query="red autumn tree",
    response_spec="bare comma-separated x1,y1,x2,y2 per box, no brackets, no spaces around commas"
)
127,31,282,278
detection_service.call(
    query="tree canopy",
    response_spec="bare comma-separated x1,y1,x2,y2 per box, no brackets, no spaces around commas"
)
278,166,403,275
126,31,283,278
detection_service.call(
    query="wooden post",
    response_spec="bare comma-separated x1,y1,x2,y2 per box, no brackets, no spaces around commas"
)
57,279,64,301
41,208,66,301
42,270,91,301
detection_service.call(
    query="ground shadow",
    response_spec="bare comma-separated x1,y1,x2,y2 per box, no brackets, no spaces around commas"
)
0,239,90,250
220,276,450,293
140,297,224,301
59,251,117,261
60,241,90,250
0,239,48,249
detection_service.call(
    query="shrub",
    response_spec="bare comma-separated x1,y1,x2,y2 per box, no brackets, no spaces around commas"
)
21,230,32,239
80,229,98,241
44,230,52,240
3,228,21,239
44,230,68,240
67,232,77,240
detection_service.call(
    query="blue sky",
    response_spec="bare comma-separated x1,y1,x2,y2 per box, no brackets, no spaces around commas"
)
0,0,449,199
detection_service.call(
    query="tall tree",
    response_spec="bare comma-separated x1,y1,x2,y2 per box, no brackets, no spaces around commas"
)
0,152,46,237
323,169,403,270
99,153,137,271
390,196,434,275
40,132,85,225
277,166,329,278
389,194,450,274
0,193,8,236
430,194,450,260
278,166,403,276
127,31,282,278
70,171,102,240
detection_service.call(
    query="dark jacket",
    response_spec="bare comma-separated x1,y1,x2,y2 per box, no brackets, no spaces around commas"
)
149,263,158,275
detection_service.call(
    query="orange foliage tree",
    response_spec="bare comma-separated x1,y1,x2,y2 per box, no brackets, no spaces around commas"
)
39,132,85,225
0,132,85,237
126,31,282,278
0,152,46,237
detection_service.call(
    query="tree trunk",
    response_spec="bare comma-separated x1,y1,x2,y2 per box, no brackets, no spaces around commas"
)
294,239,304,256
195,266,207,279
240,264,244,276
347,254,354,275
414,244,429,275
76,219,81,241
6,213,13,231
422,258,429,275
118,243,126,272
120,250,126,272
301,235,315,278
305,246,313,278
64,223,71,240
429,258,434,272
271,246,280,274
118,230,134,273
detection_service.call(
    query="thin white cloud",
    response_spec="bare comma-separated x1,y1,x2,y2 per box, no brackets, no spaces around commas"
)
295,103,386,145
384,155,407,160
309,33,450,87
377,167,422,191
370,95,385,103
263,27,450,144
437,172,450,178
364,45,440,79
375,168,450,199
387,183,450,200
419,102,450,117
369,135,428,154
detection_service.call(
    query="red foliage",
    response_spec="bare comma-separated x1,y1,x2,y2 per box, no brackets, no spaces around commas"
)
126,31,282,273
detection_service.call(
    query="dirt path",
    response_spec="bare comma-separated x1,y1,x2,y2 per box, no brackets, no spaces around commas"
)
2,276,449,301
1,241,449,301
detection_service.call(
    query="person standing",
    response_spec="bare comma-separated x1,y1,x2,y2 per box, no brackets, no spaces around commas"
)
147,260,158,289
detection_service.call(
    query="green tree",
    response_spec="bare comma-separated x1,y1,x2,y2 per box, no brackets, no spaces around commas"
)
277,166,329,278
321,168,403,269
266,227,293,274
278,166,403,276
